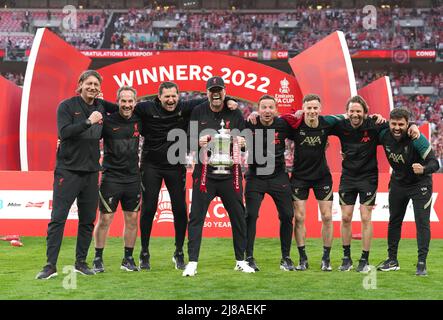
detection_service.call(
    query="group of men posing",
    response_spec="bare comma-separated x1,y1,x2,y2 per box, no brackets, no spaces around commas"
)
36,70,439,279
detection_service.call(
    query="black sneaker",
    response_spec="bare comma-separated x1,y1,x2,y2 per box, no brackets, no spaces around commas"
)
139,252,150,270
356,258,371,273
295,258,308,271
321,259,332,272
92,257,105,273
35,263,58,280
74,261,96,276
280,257,296,271
377,258,400,272
246,256,260,272
338,256,353,271
121,256,139,272
173,251,186,270
416,261,427,276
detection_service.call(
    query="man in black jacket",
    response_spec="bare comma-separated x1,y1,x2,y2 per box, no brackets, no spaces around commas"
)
377,108,439,276
182,76,254,276
92,86,142,273
36,70,109,279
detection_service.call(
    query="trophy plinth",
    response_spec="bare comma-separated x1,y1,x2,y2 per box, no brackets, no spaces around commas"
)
208,120,233,174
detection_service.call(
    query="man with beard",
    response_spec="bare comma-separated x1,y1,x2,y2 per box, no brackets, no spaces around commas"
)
331,95,419,273
377,108,439,276
92,86,142,273
36,70,108,279
182,76,255,276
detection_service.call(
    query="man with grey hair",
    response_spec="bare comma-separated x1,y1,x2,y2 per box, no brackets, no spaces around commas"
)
92,86,142,273
36,70,112,279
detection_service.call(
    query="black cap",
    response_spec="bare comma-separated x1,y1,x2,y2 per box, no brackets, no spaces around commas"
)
206,76,225,90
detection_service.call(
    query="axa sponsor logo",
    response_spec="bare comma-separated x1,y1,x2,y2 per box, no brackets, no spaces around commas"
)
300,136,321,146
388,152,405,164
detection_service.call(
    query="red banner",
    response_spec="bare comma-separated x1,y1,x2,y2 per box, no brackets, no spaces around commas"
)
0,76,21,170
0,171,442,239
97,52,302,114
80,50,289,60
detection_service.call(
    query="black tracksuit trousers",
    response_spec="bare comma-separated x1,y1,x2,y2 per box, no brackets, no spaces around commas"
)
388,182,432,262
139,164,188,255
245,172,294,258
46,168,99,265
187,176,246,262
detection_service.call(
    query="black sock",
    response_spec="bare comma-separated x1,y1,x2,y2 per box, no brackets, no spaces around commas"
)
95,247,104,258
124,247,134,258
322,246,331,260
343,245,351,258
297,246,307,260
361,250,369,260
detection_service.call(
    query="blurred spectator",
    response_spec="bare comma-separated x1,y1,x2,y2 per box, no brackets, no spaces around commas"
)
1,72,24,85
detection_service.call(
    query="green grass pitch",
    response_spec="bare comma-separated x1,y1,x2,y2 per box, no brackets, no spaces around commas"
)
1,237,442,300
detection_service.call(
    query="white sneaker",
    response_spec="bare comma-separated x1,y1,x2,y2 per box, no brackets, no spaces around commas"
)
182,261,198,277
234,260,255,273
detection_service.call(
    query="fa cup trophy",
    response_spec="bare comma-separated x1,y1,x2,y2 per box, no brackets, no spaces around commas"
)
208,119,233,174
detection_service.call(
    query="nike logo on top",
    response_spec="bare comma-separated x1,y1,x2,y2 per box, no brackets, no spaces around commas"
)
112,127,121,131
74,112,81,115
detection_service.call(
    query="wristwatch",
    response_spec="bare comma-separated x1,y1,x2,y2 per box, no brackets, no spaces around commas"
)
85,119,92,127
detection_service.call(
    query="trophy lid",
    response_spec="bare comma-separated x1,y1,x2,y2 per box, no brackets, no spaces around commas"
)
218,119,229,135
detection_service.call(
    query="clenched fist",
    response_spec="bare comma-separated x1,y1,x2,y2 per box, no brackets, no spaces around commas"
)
88,111,103,124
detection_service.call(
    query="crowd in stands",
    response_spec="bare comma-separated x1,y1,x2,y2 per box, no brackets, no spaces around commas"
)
0,9,109,50
111,6,442,51
1,71,24,85
1,6,442,51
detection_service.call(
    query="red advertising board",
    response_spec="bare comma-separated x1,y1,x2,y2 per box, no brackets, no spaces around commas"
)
0,171,442,239
351,49,436,59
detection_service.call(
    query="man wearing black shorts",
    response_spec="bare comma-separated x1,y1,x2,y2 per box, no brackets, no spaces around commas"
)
92,86,142,273
182,76,254,276
331,96,419,273
244,95,299,272
377,108,439,276
36,70,110,279
287,94,344,272
330,95,388,272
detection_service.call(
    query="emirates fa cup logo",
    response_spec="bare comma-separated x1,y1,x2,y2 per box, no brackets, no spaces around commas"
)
279,78,290,94
155,187,174,223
